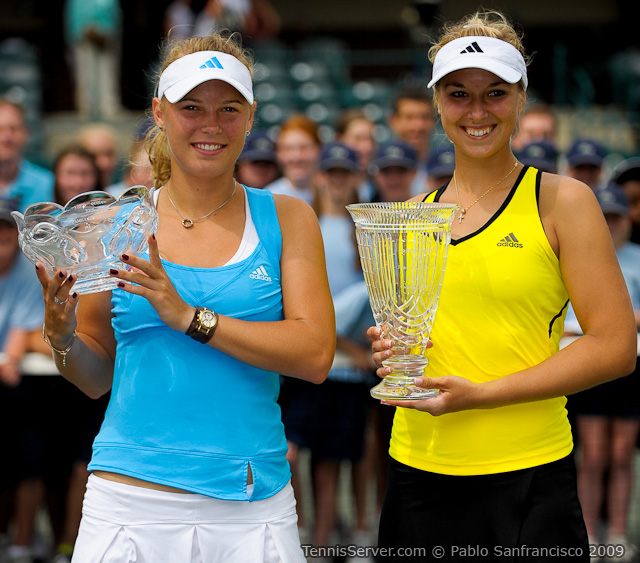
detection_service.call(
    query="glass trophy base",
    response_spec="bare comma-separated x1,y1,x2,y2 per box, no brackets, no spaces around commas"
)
371,355,438,401
74,274,120,295
72,263,126,294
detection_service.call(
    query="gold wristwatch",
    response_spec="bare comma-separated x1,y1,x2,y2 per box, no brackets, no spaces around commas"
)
185,306,218,343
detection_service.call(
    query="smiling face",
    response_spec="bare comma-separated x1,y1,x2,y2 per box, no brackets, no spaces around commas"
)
153,79,255,181
435,68,525,161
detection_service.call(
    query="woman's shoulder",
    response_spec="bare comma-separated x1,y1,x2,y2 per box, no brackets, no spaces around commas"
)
538,172,599,216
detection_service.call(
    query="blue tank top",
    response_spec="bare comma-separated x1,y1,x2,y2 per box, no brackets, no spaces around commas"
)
88,187,289,501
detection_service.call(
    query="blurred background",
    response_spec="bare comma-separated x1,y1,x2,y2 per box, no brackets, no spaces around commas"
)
0,0,639,166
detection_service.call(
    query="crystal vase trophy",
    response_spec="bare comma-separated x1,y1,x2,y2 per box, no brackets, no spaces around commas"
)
11,186,158,294
347,202,458,400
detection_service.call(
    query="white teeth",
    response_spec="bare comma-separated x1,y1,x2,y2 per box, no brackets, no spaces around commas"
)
195,143,222,150
466,127,493,137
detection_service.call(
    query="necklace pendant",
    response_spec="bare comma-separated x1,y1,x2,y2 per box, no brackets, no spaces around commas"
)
182,219,194,228
458,209,465,223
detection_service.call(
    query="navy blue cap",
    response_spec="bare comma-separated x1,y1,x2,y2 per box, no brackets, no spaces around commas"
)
370,141,418,173
239,131,277,163
596,184,629,216
427,143,455,179
567,138,605,168
0,197,19,225
609,157,640,186
517,140,559,173
319,142,361,172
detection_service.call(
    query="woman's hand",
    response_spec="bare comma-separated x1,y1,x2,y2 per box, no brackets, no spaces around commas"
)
366,325,433,379
380,375,482,416
0,354,20,387
35,264,79,350
108,234,194,333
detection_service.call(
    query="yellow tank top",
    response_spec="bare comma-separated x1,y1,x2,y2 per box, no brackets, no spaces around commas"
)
389,166,573,475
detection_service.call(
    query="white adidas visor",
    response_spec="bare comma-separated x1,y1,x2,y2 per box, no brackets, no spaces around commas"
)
158,50,254,104
427,36,527,90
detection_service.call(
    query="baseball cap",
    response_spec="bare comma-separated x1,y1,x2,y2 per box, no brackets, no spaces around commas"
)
567,138,605,168
427,144,455,179
239,131,277,163
596,184,629,216
0,197,19,226
609,157,640,186
517,140,559,173
370,141,418,174
427,36,528,90
158,50,253,104
319,142,360,172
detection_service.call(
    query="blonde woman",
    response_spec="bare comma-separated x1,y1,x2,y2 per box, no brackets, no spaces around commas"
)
36,32,334,562
369,11,636,560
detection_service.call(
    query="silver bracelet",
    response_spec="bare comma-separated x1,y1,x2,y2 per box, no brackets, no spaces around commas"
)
42,324,77,367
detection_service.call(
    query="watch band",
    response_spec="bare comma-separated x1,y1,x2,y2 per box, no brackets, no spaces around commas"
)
185,306,218,343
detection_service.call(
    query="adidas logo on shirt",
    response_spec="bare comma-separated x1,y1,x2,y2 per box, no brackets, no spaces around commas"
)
460,42,484,54
497,233,523,248
250,265,272,281
200,56,224,69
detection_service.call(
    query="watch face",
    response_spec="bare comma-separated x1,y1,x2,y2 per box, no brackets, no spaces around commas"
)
199,310,217,330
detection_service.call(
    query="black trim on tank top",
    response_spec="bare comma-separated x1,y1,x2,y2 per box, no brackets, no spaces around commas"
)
427,166,531,246
549,299,570,338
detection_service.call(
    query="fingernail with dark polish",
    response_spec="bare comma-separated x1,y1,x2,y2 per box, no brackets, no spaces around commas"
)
109,269,118,275
117,282,125,288
121,254,130,261
58,271,65,278
35,265,39,271
72,292,78,299
152,233,156,240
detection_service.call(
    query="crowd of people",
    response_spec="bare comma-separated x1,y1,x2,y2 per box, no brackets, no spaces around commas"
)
0,7,640,563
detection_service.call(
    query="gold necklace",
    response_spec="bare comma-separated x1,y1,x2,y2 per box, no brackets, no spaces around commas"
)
454,161,519,224
166,181,237,228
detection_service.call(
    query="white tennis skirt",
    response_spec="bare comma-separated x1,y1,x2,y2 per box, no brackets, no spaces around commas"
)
71,474,305,563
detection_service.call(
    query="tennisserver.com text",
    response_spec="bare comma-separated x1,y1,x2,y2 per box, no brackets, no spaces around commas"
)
301,544,426,558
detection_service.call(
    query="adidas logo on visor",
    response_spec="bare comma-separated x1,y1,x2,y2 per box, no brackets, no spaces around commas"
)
460,42,484,54
200,56,224,69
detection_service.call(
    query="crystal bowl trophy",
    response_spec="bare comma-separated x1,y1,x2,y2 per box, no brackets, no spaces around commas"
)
11,186,158,294
347,202,458,400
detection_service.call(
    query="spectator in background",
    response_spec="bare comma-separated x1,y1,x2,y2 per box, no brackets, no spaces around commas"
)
0,98,54,212
284,143,370,549
610,157,640,245
244,0,282,41
368,139,418,531
565,184,640,560
511,102,557,152
335,108,376,203
235,131,280,189
388,87,435,196
64,0,123,119
53,145,103,204
0,196,45,563
105,141,153,197
163,0,195,39
266,114,321,206
369,140,418,203
77,123,121,189
565,138,606,192
426,142,455,193
516,139,559,173
193,0,246,36
7,145,107,563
